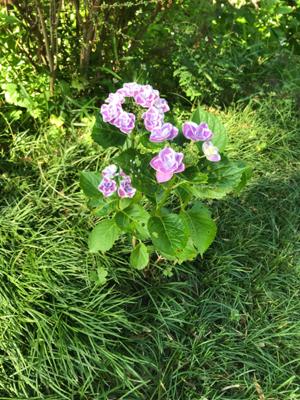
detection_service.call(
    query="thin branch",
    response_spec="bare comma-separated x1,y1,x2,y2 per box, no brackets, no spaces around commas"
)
35,0,55,94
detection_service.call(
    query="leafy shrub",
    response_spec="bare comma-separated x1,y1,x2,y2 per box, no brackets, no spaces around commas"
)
134,0,300,105
80,83,250,269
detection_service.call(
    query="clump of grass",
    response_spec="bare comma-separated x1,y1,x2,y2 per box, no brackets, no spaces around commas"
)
0,97,299,399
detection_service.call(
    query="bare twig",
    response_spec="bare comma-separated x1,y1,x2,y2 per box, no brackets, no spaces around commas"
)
35,0,55,94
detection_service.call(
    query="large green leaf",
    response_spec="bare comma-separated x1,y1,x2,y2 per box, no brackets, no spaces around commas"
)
181,202,217,256
88,219,120,253
92,113,127,149
148,213,188,257
191,106,227,151
180,166,208,184
115,204,150,239
130,243,149,270
194,159,251,199
80,171,101,198
160,238,198,264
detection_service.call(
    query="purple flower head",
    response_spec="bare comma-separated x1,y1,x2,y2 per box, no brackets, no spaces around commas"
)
134,84,159,108
100,102,122,123
105,92,125,104
113,111,135,134
102,164,118,179
117,82,141,97
149,123,178,143
150,147,185,183
182,121,213,142
98,178,117,197
142,107,164,132
118,175,136,198
202,141,221,162
153,97,170,113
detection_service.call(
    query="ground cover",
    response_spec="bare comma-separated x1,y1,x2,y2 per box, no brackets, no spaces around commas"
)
0,97,299,399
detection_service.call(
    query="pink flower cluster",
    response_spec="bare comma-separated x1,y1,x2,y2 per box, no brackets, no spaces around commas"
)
98,164,136,198
100,83,222,186
100,82,178,142
182,121,221,162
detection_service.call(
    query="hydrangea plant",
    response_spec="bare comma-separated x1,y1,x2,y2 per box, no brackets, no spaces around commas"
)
80,83,250,270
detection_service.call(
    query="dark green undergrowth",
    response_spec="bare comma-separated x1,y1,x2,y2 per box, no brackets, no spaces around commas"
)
0,97,299,399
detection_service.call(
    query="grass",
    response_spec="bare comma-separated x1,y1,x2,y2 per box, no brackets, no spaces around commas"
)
0,95,299,399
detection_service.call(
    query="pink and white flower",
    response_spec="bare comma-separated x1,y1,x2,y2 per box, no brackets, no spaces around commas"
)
105,92,125,104
142,107,164,132
150,147,185,183
153,97,170,113
117,82,141,97
182,121,213,142
113,112,135,134
149,123,178,142
98,178,117,197
100,102,122,123
118,175,136,198
134,84,159,108
202,141,221,162
102,164,118,179
98,167,137,198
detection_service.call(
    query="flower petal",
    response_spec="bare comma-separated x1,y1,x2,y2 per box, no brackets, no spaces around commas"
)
207,153,221,162
150,156,163,171
182,121,198,140
156,170,174,183
174,162,185,173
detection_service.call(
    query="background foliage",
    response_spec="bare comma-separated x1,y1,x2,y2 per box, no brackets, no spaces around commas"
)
0,0,300,399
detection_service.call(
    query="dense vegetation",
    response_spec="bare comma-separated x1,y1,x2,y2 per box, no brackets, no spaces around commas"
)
1,1,300,399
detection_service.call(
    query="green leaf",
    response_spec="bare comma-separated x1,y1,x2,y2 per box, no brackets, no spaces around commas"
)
277,5,293,14
177,239,198,262
180,166,208,184
0,12,19,24
139,133,164,151
181,202,217,256
175,184,193,205
161,238,198,264
191,106,228,151
115,204,150,240
80,171,101,198
88,219,120,253
148,213,188,257
194,159,251,199
87,197,104,209
119,197,133,210
92,113,127,149
89,267,108,285
130,243,149,270
93,199,118,217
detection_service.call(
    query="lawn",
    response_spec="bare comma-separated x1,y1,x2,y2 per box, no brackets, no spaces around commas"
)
0,95,299,399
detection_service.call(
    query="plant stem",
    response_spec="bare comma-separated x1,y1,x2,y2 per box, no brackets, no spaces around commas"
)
156,181,173,211
132,236,137,248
